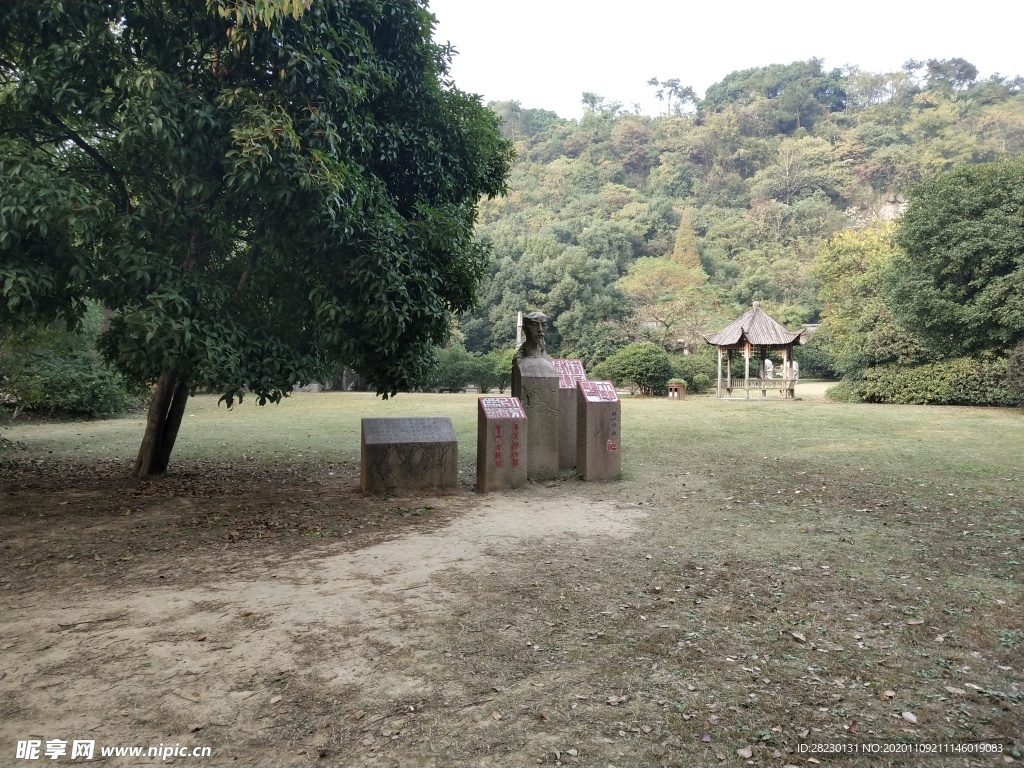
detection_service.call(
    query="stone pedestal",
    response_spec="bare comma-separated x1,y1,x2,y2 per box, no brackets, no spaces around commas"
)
512,357,560,481
553,359,587,470
476,397,527,492
360,417,458,493
576,381,621,482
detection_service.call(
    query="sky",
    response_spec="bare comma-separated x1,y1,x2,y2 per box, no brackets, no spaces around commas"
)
428,0,1024,119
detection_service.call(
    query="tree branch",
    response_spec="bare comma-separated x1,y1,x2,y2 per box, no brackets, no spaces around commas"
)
43,110,132,215
233,226,265,302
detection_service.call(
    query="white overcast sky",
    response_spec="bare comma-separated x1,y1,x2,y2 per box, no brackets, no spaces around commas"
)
428,0,1024,119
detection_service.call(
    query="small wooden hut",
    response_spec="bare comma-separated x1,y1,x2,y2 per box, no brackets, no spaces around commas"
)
703,302,804,399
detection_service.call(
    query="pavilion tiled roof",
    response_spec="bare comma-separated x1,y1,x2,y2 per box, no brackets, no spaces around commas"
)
703,302,804,347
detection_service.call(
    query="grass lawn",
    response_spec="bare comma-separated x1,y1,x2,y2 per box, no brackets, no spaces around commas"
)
1,391,1021,766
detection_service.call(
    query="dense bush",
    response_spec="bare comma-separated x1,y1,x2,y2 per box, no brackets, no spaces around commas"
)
826,356,1021,406
8,350,136,416
424,345,476,392
594,342,673,396
793,335,838,379
422,345,515,393
2,305,138,419
1008,344,1024,403
670,351,717,393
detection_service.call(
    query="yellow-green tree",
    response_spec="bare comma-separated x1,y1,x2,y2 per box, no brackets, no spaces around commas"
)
670,208,702,269
617,258,717,353
813,224,925,375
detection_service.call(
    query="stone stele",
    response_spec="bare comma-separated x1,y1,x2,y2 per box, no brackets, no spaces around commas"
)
552,359,588,470
476,397,528,492
511,356,560,481
360,417,458,493
576,380,621,481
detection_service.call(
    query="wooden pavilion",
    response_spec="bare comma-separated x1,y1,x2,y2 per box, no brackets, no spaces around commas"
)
703,302,804,399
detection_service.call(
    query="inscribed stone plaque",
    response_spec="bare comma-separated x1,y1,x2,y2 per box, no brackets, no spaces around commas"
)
576,381,621,481
512,357,560,481
360,417,458,493
552,359,588,469
477,397,528,492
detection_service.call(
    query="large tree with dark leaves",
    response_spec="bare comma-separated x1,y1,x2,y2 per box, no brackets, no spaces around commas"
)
890,157,1024,357
0,0,512,475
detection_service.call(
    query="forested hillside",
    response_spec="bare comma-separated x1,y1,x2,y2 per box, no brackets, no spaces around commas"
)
460,58,1024,382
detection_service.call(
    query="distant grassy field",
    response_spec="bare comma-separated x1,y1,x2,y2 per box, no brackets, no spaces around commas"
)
2,390,1021,766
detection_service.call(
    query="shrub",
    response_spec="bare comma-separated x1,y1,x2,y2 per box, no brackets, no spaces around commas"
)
793,336,838,379
826,356,1021,406
494,349,516,393
426,345,475,392
670,350,717,394
467,352,500,394
10,350,135,416
1008,344,1024,403
594,343,673,396
691,373,712,392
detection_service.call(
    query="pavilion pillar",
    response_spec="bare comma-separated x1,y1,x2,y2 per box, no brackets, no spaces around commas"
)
744,342,750,400
716,346,722,398
760,347,767,397
782,346,790,399
726,350,732,396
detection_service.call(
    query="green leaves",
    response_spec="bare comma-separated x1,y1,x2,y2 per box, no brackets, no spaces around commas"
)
1,0,512,466
891,157,1024,356
593,343,674,397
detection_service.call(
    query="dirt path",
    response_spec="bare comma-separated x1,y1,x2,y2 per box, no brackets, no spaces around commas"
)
1,471,644,766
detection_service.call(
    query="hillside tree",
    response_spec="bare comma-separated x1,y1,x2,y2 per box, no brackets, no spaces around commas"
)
890,157,1024,357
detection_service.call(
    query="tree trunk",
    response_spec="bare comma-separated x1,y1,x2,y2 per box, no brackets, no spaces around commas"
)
134,372,189,477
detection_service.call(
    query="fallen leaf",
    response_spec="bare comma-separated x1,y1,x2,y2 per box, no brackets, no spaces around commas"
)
944,686,966,696
845,719,858,733
964,683,983,690
606,695,629,706
239,611,253,617
490,710,502,721
790,632,806,643
194,635,207,642
538,711,549,722
566,748,578,757
360,735,375,746
700,732,712,743
797,728,809,738
881,689,896,700
270,695,282,704
715,752,726,761
737,746,753,758
901,711,917,724
906,618,924,625
188,724,203,732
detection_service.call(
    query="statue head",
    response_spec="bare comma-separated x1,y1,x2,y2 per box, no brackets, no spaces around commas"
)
522,311,548,345
514,311,550,362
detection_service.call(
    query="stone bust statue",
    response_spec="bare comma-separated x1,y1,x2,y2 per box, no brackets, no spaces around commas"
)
513,311,551,364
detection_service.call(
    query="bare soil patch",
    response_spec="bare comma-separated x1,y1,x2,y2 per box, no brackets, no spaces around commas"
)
1,458,648,766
